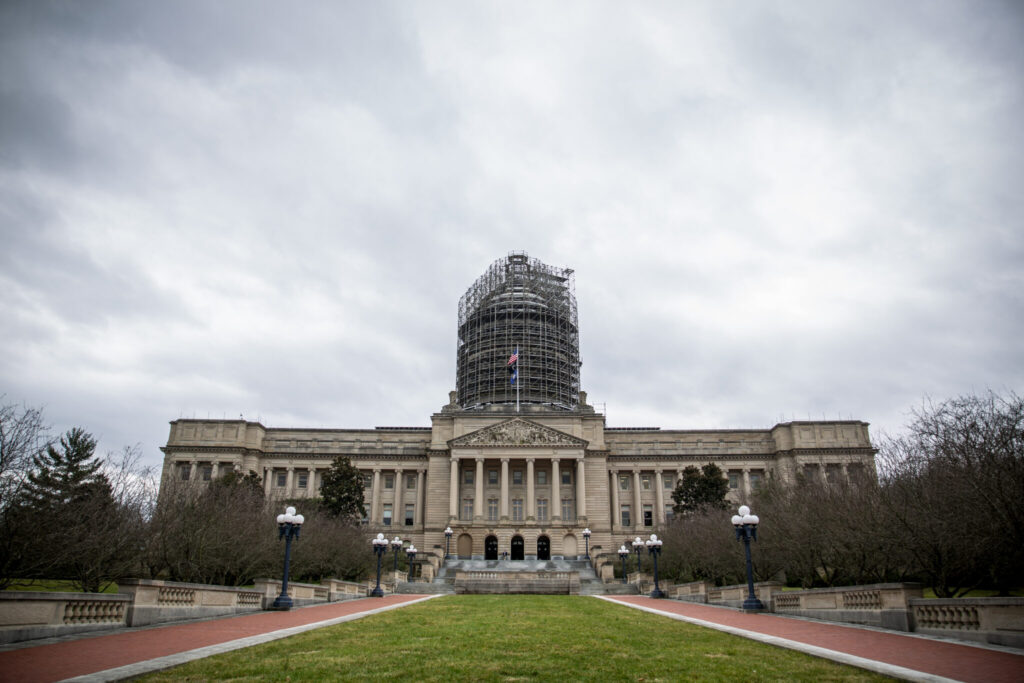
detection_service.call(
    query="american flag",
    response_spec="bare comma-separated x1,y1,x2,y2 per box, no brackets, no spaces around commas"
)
507,349,519,365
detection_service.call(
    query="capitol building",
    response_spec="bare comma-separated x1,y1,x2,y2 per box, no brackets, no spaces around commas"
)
161,253,875,562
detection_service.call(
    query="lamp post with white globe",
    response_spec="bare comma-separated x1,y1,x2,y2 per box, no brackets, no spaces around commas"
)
582,528,591,559
273,506,305,610
731,505,764,611
406,544,417,581
645,534,665,598
631,536,644,579
391,536,403,574
618,545,630,584
444,526,453,559
371,533,389,597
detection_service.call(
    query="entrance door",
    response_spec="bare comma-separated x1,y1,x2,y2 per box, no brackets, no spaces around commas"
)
511,535,525,560
537,535,550,560
485,535,498,560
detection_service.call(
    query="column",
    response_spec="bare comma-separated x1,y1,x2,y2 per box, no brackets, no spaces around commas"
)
525,458,535,520
633,470,642,530
449,457,459,519
551,458,560,521
286,467,294,497
211,461,219,479
474,458,484,519
742,468,751,500
264,467,272,496
501,458,510,520
576,458,586,520
416,469,425,525
394,468,405,525
610,470,619,529
371,469,381,523
655,470,665,524
307,466,316,498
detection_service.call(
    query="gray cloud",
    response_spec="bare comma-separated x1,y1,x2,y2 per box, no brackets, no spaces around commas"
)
1,1,1021,469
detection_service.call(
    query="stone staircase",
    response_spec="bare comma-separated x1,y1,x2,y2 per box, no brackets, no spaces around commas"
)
402,558,639,596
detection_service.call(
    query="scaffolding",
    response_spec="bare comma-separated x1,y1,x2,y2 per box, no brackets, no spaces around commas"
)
457,252,580,411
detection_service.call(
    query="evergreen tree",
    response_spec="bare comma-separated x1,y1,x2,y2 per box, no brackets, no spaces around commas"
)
22,427,107,510
319,456,366,520
671,463,730,515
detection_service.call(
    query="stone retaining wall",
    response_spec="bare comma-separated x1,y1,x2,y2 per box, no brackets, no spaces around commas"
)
454,570,580,595
910,597,1024,648
118,579,263,627
771,583,921,631
0,591,131,644
253,578,331,608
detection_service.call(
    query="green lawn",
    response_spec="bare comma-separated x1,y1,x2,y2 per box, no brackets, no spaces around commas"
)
140,595,890,682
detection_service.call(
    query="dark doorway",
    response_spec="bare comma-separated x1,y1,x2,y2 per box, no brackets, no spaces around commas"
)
511,535,525,560
485,535,498,560
537,535,550,560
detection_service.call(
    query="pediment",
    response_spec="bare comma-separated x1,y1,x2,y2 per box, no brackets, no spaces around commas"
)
449,418,588,449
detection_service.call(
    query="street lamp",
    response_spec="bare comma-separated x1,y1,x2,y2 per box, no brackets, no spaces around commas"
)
406,544,417,582
582,528,591,559
444,526,453,559
273,506,305,610
645,534,665,598
631,536,644,579
391,536,403,573
618,545,629,584
731,505,764,611
371,533,389,597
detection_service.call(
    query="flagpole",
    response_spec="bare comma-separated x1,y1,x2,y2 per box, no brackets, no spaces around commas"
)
516,345,520,413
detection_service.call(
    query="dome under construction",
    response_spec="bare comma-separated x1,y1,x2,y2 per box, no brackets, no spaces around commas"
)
456,252,581,411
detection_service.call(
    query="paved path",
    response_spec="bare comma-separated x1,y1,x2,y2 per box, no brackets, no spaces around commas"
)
0,594,437,683
599,595,1024,683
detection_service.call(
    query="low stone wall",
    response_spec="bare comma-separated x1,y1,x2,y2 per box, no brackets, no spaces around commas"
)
454,571,580,595
119,579,263,627
708,581,783,609
324,579,366,601
0,591,131,644
668,580,713,603
911,597,1024,648
771,583,921,631
253,579,330,608
592,555,616,582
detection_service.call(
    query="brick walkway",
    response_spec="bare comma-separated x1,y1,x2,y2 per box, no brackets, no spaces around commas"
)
600,595,1024,683
0,594,435,683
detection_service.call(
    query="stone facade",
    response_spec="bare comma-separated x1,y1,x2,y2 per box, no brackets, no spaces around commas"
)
160,400,875,562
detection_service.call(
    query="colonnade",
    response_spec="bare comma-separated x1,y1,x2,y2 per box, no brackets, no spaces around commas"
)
448,456,587,522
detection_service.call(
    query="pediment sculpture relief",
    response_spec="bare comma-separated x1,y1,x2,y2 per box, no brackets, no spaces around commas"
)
451,418,587,448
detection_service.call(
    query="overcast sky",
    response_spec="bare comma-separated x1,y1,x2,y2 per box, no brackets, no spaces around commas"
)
1,1,1022,474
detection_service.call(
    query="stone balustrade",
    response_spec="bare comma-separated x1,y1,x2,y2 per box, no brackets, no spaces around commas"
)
323,578,367,600
668,580,713,602
454,570,580,594
910,597,1024,648
707,581,783,608
118,579,263,627
253,578,330,608
770,583,921,631
0,591,131,644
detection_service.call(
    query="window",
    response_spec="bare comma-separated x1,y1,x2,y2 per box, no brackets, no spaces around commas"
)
512,470,523,485
619,475,630,490
405,504,415,526
487,498,498,521
363,473,373,488
276,472,287,487
664,475,674,489
201,465,212,481
749,472,763,490
382,504,393,526
561,498,574,521
728,471,740,489
826,465,842,484
178,463,190,480
407,473,416,489
643,504,653,527
297,472,308,489
464,469,474,485
537,498,548,522
665,505,674,521
462,498,473,521
561,470,571,485
488,469,499,485
621,505,631,527
641,475,651,490
537,470,547,486
512,498,523,521
384,474,394,489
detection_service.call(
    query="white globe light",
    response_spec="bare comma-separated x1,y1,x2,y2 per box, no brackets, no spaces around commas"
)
649,534,658,542
282,513,295,524
286,506,297,516
294,514,304,525
731,515,743,525
377,532,385,540
738,505,750,517
276,514,285,524
743,514,759,525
